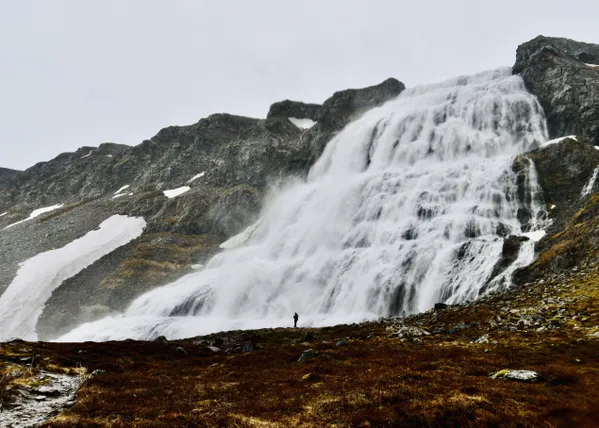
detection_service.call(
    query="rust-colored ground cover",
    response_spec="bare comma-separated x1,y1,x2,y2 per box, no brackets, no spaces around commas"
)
1,271,598,427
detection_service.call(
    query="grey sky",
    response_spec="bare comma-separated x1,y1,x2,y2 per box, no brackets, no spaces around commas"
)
1,0,597,170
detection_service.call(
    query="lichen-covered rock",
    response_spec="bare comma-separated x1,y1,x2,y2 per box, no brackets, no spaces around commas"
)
513,36,599,145
490,369,539,382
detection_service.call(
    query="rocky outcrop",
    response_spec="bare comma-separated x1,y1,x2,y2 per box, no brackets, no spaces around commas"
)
514,137,599,282
513,36,599,145
298,78,405,167
267,100,322,120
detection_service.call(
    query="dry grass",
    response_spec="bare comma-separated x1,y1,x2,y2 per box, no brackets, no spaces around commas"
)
0,271,596,427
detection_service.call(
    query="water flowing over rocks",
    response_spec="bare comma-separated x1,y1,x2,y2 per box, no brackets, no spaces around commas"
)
0,78,403,339
58,68,550,342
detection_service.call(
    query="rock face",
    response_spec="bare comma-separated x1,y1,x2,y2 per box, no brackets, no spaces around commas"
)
513,36,599,145
267,100,322,121
514,137,599,282
0,78,405,339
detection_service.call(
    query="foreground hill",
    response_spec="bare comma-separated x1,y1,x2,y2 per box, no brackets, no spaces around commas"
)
1,265,597,427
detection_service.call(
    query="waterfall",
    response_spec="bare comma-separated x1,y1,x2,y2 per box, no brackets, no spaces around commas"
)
60,68,548,341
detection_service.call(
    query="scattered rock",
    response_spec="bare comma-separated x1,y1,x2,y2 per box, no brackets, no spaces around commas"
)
241,342,253,353
154,336,168,343
176,347,188,355
298,349,318,363
393,326,430,338
300,373,321,382
474,335,490,344
335,339,348,347
207,346,220,353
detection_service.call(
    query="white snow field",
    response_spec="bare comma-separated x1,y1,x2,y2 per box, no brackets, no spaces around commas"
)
0,215,146,341
163,186,191,198
3,204,64,229
288,117,316,129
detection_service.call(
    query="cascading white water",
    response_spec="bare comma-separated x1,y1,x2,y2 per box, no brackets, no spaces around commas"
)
60,68,549,341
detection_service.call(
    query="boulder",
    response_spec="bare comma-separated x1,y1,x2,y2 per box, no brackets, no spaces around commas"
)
297,349,318,363
490,369,540,382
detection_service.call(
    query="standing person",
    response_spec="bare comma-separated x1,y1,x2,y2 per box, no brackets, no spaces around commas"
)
293,312,299,328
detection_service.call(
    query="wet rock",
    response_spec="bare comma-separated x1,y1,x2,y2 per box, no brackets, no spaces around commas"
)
490,369,540,382
434,303,448,310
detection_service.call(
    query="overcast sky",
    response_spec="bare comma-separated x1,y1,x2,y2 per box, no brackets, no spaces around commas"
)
1,1,598,170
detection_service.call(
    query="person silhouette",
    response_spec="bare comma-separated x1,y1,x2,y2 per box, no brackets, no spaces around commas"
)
293,312,299,328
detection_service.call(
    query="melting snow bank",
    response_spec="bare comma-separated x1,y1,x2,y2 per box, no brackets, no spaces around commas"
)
288,117,316,129
0,370,82,428
163,186,190,198
3,204,64,229
0,215,146,341
187,171,206,183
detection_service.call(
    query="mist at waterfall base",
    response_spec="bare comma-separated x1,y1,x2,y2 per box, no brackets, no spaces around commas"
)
59,68,549,342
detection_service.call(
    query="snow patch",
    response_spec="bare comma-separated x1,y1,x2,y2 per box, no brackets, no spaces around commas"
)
289,117,316,129
585,63,599,68
187,171,206,183
522,230,546,242
4,204,64,229
0,215,146,341
80,150,93,159
0,212,7,217
541,135,577,148
112,192,133,200
550,204,556,210
219,220,260,249
114,184,130,195
581,166,599,197
191,264,204,270
163,186,190,198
